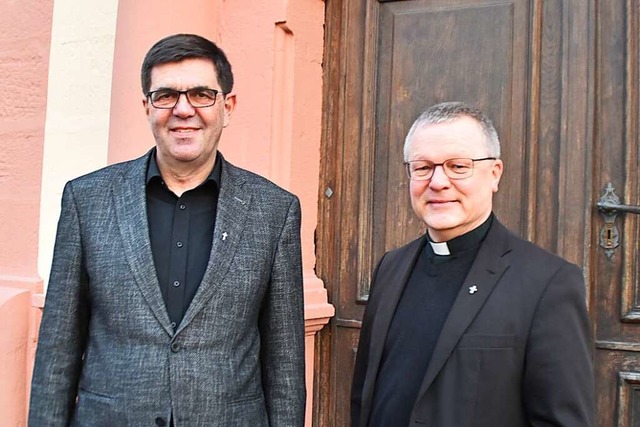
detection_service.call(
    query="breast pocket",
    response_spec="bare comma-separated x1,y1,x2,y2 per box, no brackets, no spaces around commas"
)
457,334,517,349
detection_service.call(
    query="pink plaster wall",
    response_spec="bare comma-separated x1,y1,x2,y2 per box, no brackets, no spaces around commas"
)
0,289,31,422
0,0,54,423
0,0,52,283
0,1,331,424
219,0,326,279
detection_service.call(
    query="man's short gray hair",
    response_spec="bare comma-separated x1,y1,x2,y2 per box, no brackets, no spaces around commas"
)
403,101,501,160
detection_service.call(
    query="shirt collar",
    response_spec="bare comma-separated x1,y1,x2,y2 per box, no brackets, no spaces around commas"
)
146,148,222,189
427,213,493,256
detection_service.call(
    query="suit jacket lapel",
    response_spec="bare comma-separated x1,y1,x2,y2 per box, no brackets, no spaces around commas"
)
415,220,511,400
178,158,249,331
113,151,173,334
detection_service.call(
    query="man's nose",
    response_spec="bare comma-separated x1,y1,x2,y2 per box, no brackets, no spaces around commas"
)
429,165,450,188
173,93,196,117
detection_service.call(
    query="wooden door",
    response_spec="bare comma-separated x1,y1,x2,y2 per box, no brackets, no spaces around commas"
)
592,1,640,425
315,0,638,426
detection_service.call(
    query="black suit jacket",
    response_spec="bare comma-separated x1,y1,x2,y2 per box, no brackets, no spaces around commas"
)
352,219,594,426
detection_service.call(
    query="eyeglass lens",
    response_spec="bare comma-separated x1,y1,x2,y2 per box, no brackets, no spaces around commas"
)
149,89,219,108
407,158,474,180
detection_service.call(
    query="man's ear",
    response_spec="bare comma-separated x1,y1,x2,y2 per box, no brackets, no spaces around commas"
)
142,96,150,117
491,159,504,193
222,93,237,128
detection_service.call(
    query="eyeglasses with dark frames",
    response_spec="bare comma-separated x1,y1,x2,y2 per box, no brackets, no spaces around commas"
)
404,157,497,180
146,87,224,109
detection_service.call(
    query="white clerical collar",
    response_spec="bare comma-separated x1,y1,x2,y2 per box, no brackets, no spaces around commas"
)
429,240,451,256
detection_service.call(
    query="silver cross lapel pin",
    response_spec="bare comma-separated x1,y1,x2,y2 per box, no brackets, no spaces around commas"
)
468,285,478,294
222,232,228,241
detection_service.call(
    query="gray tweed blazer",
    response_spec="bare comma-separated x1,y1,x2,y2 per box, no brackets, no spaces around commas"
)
29,150,306,426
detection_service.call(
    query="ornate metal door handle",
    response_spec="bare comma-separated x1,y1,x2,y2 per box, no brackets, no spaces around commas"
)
597,201,640,215
597,183,639,259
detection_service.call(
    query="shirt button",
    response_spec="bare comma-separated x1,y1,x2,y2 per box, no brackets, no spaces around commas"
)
170,322,176,329
176,241,183,248
155,417,166,426
173,281,180,287
171,342,181,353
179,204,186,210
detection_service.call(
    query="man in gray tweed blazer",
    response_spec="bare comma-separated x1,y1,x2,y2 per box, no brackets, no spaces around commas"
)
29,34,305,426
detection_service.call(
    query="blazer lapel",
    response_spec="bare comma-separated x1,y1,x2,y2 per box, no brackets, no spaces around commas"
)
113,151,173,334
415,220,511,399
178,158,249,331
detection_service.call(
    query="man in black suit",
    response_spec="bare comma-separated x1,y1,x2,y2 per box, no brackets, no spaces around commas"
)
351,102,594,426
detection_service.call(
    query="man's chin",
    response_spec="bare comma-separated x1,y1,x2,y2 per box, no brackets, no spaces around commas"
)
423,217,460,236
423,210,459,226
160,149,203,165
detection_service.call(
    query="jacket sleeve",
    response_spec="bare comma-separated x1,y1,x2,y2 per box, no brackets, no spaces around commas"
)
351,254,386,427
259,196,306,426
29,181,90,425
523,263,595,426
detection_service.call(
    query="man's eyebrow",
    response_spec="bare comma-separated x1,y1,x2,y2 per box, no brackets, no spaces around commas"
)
188,85,215,90
150,85,215,91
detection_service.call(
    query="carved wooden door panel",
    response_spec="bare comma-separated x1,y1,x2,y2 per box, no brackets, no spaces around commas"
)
316,0,603,425
592,1,640,425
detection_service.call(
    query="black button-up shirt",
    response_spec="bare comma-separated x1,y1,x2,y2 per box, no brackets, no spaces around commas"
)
146,150,221,328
